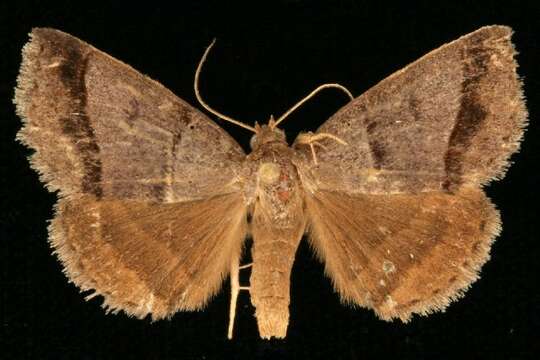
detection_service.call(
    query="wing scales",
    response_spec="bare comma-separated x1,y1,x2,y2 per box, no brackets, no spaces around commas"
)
51,193,247,319
305,188,499,321
295,26,526,195
15,28,249,317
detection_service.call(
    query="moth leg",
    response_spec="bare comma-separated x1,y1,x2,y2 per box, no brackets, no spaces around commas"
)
227,259,252,339
239,264,252,290
296,131,348,165
228,256,240,339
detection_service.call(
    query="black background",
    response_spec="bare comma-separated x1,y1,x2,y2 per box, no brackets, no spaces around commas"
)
1,1,539,359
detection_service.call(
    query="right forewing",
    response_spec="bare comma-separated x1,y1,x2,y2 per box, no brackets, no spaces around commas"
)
295,25,526,195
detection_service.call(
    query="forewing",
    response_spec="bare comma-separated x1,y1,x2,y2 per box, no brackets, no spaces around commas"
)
295,26,526,194
15,28,245,201
52,193,247,319
305,188,500,321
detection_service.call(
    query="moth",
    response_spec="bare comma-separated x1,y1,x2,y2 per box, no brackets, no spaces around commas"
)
15,26,526,339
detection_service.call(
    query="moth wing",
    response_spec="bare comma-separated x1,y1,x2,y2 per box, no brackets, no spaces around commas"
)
15,28,245,201
15,28,248,318
52,193,247,319
304,188,500,321
296,26,525,320
294,25,526,194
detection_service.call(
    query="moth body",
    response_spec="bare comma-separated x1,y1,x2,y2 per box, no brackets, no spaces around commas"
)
245,122,307,338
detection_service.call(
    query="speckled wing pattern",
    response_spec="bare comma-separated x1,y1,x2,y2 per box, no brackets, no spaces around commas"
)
15,28,247,318
295,26,526,321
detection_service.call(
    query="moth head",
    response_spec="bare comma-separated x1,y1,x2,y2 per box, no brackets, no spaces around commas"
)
249,116,287,150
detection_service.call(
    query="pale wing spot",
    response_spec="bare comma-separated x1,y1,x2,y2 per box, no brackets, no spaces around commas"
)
37,128,87,185
363,168,380,182
145,293,155,312
364,292,373,306
117,83,142,98
25,127,80,168
114,117,172,145
163,166,175,203
383,295,397,309
165,222,174,247
90,209,102,248
89,217,100,228
158,101,174,111
382,260,396,275
490,54,504,68
60,140,80,168
45,61,62,68
388,181,404,192
378,226,391,235
96,103,173,141
421,205,438,214
379,279,386,287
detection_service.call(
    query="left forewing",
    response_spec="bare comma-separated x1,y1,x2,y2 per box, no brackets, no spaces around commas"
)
15,28,245,202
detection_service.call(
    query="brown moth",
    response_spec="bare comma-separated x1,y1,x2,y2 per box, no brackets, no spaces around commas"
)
14,26,526,339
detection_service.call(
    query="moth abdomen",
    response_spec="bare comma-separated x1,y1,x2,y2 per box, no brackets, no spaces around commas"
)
249,240,297,339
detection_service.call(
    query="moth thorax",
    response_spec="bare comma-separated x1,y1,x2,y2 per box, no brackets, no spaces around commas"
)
258,162,281,184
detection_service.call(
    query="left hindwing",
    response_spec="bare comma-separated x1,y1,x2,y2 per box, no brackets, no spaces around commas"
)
52,193,247,319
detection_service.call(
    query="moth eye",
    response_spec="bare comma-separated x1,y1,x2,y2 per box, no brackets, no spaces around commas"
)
249,135,258,149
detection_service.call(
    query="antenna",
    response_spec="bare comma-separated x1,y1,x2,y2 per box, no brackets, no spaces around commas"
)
194,40,257,133
272,83,354,128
